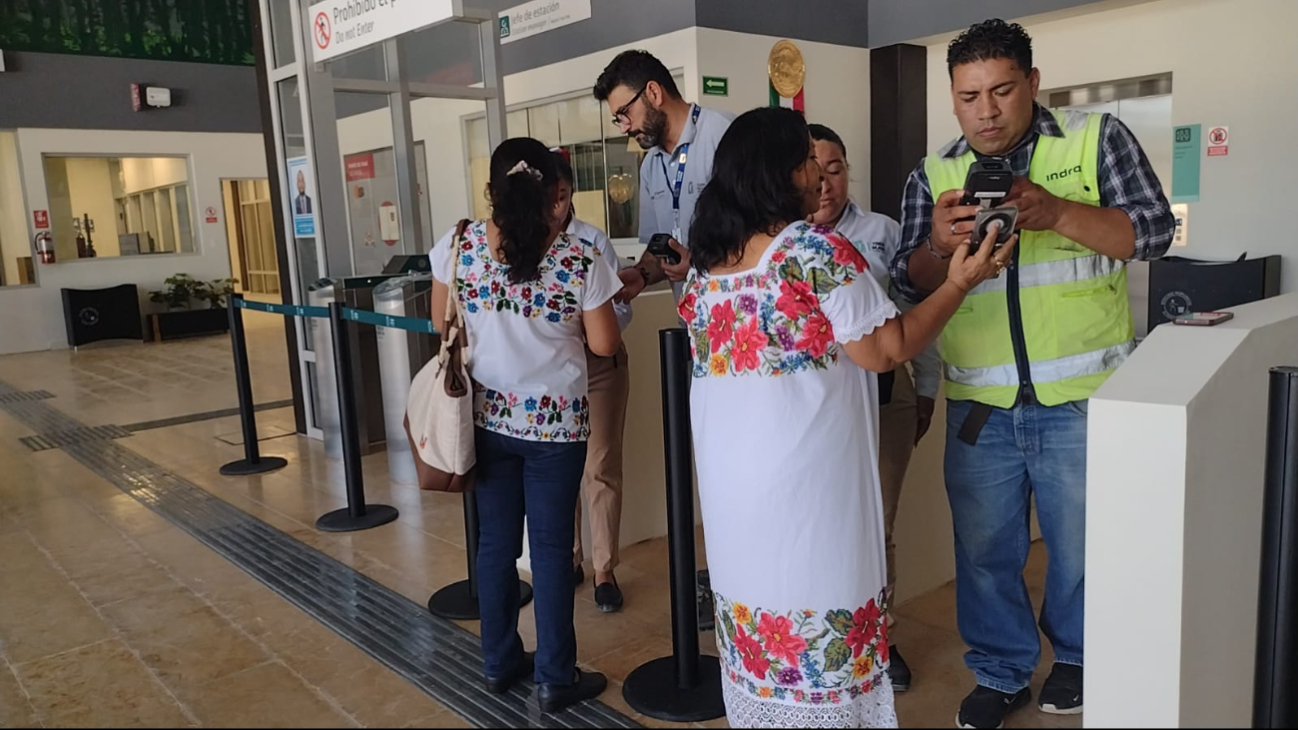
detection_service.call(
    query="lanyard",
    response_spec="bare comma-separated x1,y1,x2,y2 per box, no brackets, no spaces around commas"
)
658,104,701,239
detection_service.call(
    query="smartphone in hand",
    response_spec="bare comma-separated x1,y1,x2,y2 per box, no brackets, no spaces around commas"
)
647,233,681,265
969,206,1019,254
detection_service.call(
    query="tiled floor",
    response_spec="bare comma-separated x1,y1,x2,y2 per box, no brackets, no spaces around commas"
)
0,315,1081,730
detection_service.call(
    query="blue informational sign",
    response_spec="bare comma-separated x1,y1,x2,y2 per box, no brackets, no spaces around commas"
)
286,155,317,237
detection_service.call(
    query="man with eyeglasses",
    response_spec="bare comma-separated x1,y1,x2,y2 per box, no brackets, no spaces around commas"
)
594,50,733,302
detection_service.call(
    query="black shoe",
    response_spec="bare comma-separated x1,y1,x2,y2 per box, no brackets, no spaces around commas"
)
572,564,585,590
537,669,607,714
484,652,534,695
887,645,911,692
697,569,715,631
957,686,1030,729
594,578,623,613
1038,663,1083,715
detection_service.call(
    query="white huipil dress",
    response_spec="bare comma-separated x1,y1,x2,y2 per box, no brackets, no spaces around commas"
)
678,222,899,729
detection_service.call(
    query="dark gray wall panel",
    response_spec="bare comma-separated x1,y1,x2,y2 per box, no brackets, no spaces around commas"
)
696,0,869,48
0,51,261,133
867,0,1121,48
498,0,697,74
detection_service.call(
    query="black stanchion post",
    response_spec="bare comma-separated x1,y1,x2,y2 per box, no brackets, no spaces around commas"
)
220,294,288,476
1254,366,1298,729
622,328,724,722
316,303,399,533
428,490,534,619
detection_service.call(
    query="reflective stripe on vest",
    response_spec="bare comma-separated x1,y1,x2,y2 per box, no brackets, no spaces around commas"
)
945,340,1135,388
968,253,1124,296
925,109,1135,409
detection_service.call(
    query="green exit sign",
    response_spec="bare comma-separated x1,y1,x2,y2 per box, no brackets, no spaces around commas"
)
703,76,728,96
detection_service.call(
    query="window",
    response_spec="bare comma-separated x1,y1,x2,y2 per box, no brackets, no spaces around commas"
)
464,74,684,240
41,155,195,260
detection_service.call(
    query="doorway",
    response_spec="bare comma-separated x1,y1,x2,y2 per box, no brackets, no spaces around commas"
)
222,179,281,299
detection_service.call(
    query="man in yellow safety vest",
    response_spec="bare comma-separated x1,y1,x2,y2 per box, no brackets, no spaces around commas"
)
890,19,1174,730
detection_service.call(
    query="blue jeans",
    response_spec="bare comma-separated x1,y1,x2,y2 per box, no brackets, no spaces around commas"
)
474,428,587,686
944,398,1088,694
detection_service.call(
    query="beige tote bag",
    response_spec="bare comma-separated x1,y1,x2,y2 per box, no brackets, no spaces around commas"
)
404,219,475,492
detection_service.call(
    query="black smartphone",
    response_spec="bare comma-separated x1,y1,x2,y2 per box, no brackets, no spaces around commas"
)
647,233,681,265
960,158,1014,207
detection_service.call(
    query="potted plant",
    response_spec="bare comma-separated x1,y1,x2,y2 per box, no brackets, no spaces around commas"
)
199,278,239,309
147,274,240,341
149,274,202,311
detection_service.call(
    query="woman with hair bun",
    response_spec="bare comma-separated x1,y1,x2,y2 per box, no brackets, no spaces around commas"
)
428,136,622,713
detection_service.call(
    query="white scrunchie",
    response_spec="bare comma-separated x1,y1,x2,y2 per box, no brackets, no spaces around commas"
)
506,160,544,181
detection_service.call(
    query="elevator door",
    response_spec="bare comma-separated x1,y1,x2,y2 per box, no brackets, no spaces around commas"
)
1054,93,1173,339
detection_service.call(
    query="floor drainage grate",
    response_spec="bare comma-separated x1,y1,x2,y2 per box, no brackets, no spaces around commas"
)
0,381,641,729
20,424,132,452
0,389,54,404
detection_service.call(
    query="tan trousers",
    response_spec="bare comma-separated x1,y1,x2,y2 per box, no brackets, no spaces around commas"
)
877,365,918,605
573,344,630,573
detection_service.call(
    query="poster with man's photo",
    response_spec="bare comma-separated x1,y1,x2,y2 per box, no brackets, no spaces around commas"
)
287,156,317,237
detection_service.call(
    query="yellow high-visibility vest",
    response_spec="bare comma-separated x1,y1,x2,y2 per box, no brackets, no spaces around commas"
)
925,109,1134,408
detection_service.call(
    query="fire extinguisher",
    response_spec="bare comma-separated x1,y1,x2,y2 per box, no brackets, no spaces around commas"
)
35,231,55,264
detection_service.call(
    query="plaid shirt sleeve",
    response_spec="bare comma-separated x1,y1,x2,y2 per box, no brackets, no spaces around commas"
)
889,164,936,304
1098,115,1175,262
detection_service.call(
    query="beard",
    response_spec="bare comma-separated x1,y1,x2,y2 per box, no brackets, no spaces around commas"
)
635,104,669,150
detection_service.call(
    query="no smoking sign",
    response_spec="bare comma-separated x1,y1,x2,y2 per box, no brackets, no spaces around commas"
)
1207,125,1229,157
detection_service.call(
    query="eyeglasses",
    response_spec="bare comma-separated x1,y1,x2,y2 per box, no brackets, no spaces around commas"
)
610,86,647,126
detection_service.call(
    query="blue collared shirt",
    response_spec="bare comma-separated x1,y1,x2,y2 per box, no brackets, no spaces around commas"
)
637,105,735,249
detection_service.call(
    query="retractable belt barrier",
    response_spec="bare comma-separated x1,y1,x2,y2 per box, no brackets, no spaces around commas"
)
622,328,725,722
222,294,443,533
226,295,533,618
234,297,438,336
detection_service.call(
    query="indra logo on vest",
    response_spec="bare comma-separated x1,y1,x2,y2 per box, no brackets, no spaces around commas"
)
1046,165,1083,182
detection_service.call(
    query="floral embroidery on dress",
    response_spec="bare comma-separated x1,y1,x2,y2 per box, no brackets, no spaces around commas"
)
680,223,868,379
456,222,591,322
474,386,589,442
713,590,890,707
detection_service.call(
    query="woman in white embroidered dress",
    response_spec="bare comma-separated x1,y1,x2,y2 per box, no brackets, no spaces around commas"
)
429,138,623,714
679,107,1015,728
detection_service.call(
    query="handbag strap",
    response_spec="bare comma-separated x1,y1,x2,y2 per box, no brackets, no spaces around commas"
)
439,219,473,368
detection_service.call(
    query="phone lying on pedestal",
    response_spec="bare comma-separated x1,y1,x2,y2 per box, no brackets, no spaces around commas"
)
1173,311,1234,326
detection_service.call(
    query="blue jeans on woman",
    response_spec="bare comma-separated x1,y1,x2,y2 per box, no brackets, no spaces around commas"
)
944,398,1088,694
474,427,588,686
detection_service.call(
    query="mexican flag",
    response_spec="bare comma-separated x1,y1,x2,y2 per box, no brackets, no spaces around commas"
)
769,81,805,112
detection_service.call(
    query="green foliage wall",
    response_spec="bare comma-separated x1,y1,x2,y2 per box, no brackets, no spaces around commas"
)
0,0,257,66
